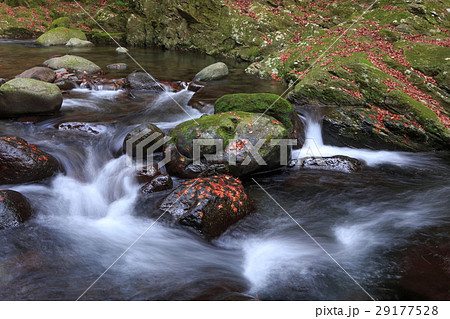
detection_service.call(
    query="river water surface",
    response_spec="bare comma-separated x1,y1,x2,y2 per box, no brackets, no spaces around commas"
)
0,40,449,300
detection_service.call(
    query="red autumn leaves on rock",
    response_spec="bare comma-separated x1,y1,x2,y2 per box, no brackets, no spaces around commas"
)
177,175,248,215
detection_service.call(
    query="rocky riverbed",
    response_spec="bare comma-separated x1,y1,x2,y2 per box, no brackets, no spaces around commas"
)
0,0,449,301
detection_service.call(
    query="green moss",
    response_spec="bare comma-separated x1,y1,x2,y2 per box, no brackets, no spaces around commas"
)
214,93,294,130
91,32,126,44
48,17,70,30
378,28,401,43
385,90,448,136
403,43,450,78
0,78,61,96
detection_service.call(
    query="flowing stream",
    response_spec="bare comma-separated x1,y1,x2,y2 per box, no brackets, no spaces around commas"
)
0,40,449,300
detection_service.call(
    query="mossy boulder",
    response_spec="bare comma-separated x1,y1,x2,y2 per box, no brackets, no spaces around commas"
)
322,106,449,152
43,55,101,74
160,175,251,238
0,190,32,230
0,78,62,116
214,93,305,147
165,111,291,178
36,27,86,45
48,17,70,30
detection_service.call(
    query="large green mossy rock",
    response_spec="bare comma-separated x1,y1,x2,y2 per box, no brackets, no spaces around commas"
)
215,93,295,130
43,55,101,74
165,111,290,178
36,27,86,45
0,78,62,116
215,93,305,147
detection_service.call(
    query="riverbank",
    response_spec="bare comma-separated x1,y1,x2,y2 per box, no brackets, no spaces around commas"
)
1,0,449,152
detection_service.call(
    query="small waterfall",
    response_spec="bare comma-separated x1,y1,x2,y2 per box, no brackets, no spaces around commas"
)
146,88,202,123
292,113,415,167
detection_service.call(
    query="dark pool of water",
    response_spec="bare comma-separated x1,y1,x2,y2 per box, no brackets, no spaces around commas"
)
0,40,449,301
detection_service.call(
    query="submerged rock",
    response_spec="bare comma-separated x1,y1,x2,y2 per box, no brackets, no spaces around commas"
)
194,62,229,81
0,78,62,116
0,189,32,230
66,38,94,47
160,175,250,238
214,93,305,147
36,27,87,45
107,63,127,70
398,241,450,300
15,67,56,83
166,111,290,178
43,55,101,74
0,137,59,185
57,122,108,135
292,155,363,173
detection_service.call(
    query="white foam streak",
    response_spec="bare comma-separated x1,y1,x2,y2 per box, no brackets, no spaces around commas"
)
293,118,414,166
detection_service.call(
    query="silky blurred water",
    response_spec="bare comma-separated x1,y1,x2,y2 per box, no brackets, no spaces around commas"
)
0,40,449,301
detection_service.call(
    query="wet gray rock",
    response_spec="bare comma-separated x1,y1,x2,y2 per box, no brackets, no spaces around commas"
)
136,163,173,194
292,155,363,173
66,38,94,47
141,175,173,193
0,189,32,230
194,62,229,81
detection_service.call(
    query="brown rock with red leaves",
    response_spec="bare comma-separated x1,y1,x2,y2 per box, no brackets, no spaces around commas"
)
0,137,59,185
160,175,250,238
